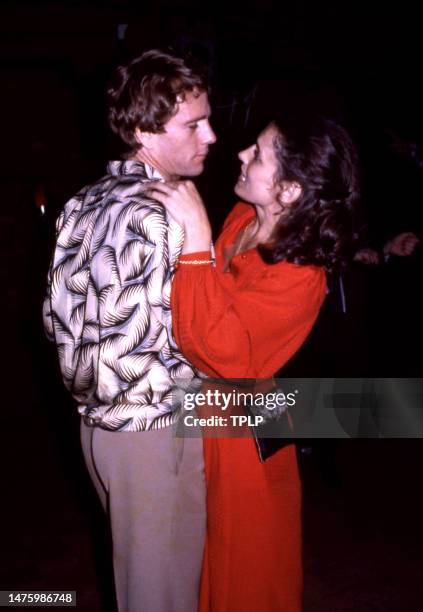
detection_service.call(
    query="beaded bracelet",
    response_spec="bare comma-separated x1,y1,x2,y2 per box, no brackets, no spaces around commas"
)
177,258,215,265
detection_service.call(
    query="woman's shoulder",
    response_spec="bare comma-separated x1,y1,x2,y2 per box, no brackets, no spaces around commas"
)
263,260,327,293
222,202,255,231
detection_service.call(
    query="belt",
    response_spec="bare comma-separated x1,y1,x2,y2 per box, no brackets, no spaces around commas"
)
82,415,98,427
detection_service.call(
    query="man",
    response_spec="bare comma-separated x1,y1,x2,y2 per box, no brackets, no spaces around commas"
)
43,49,216,612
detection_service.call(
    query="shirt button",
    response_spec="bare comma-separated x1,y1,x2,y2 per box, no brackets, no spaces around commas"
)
241,254,247,259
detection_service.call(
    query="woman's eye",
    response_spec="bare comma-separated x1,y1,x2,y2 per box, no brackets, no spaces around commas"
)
253,148,260,161
188,124,198,130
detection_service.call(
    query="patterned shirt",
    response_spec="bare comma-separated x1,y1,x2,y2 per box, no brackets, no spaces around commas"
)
43,160,200,431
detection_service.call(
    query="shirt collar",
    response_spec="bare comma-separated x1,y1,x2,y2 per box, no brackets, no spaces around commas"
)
107,160,165,181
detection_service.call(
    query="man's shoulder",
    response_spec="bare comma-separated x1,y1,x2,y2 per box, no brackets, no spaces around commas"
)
64,167,165,219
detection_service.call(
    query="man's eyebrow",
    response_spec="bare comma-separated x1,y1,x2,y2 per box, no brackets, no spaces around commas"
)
183,113,210,125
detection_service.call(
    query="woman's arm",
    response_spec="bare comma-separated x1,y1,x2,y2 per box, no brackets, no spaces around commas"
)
171,258,326,378
149,180,326,378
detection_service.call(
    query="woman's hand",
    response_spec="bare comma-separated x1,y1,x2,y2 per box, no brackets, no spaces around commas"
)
383,232,420,257
148,180,212,253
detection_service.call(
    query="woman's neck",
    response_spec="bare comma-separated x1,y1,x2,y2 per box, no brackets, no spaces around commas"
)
223,203,283,271
246,204,282,248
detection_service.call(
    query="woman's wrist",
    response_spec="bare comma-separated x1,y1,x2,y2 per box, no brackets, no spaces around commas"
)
181,233,212,254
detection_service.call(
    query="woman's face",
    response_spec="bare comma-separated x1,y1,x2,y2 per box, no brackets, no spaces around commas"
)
234,123,281,207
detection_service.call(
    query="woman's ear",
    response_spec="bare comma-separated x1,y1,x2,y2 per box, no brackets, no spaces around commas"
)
279,181,302,205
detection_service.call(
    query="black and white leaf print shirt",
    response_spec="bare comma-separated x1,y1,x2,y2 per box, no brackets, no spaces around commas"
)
43,160,200,431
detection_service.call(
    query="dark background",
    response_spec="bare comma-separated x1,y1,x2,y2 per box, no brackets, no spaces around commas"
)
1,1,422,610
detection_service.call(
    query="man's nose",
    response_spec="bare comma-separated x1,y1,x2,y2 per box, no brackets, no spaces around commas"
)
204,122,217,144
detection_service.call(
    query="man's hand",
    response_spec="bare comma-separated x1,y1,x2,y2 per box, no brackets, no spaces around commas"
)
147,181,212,254
383,232,420,257
354,248,380,265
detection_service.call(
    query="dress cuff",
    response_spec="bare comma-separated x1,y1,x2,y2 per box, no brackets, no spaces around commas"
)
176,251,214,268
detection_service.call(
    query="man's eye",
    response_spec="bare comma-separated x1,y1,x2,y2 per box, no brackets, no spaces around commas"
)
253,148,260,160
188,124,198,130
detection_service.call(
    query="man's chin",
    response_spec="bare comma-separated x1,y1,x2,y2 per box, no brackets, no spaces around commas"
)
182,163,204,178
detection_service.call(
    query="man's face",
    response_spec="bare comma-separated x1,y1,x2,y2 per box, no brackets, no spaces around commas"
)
138,90,216,179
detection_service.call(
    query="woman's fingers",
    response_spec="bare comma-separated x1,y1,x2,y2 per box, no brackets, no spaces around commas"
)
145,182,176,201
144,180,208,232
151,181,205,211
145,180,212,251
146,180,196,202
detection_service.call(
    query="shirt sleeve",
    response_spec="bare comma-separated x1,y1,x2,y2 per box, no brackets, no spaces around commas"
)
42,267,54,341
42,210,66,342
171,254,327,378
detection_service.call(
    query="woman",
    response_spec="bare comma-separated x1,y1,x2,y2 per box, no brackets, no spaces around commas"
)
151,114,359,611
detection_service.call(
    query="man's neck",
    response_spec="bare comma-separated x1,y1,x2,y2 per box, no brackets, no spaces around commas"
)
131,150,177,182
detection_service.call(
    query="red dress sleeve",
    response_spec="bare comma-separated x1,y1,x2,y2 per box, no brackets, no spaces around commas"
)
171,251,326,378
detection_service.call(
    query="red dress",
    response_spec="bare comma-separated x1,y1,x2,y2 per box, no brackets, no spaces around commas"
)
171,203,327,611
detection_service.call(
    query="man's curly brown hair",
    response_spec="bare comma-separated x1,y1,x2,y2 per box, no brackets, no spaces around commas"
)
107,49,209,157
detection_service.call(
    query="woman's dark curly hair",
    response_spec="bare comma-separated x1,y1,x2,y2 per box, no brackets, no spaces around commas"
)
107,49,208,157
258,113,360,273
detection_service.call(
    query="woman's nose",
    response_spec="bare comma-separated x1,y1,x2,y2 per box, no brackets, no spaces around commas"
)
238,147,249,163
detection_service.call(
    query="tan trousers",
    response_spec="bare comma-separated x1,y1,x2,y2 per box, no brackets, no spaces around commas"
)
80,419,206,612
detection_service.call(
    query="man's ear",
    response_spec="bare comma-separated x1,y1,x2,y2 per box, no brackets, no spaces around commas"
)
279,181,302,205
134,127,153,148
